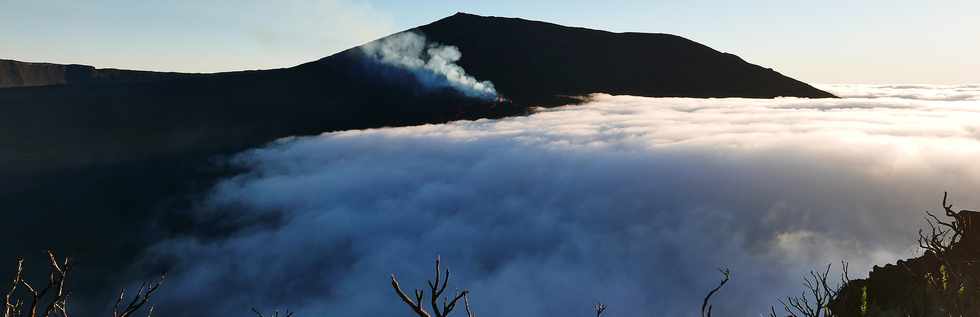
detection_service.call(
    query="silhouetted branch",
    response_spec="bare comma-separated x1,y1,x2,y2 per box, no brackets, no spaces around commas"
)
40,251,70,317
391,257,470,317
594,302,607,317
701,268,730,317
112,275,165,317
3,251,168,317
3,258,24,317
768,305,779,317
463,293,474,317
1,251,71,317
919,192,971,258
251,307,293,317
918,193,975,287
775,262,849,317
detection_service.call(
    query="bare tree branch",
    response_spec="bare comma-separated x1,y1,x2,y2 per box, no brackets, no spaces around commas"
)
774,262,850,317
2,250,73,317
463,293,475,317
391,273,430,317
3,258,24,317
112,275,165,317
252,307,293,317
391,257,470,317
701,268,730,317
912,192,979,315
594,302,607,317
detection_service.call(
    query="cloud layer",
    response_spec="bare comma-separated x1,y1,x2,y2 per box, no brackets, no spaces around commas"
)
138,91,980,316
360,32,498,100
819,84,980,101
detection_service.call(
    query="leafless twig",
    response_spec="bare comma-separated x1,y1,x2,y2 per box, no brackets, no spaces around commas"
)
701,268,731,317
774,262,849,317
594,302,607,317
251,307,293,317
391,256,469,317
2,251,72,317
112,275,165,317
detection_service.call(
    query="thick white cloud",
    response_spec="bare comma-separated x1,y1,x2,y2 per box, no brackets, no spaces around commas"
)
139,91,980,316
819,84,980,101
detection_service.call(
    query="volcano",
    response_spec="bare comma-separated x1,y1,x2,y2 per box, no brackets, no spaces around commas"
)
0,12,836,174
0,12,835,310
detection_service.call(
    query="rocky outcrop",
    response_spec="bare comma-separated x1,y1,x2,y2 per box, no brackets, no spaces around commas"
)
831,200,980,316
0,59,81,87
0,59,194,88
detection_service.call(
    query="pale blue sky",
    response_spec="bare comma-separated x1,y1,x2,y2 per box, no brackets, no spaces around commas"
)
2,0,977,84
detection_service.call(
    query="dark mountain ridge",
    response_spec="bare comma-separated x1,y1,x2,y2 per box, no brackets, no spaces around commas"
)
406,13,836,104
3,13,835,101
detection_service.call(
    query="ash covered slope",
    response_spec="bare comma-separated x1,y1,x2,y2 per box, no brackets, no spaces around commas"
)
408,13,835,104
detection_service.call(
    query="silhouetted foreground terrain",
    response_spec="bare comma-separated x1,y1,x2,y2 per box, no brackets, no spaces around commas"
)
4,194,979,316
0,12,835,313
761,193,980,317
829,194,980,316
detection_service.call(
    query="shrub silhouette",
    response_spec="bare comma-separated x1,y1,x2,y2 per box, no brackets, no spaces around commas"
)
2,251,163,317
390,256,473,317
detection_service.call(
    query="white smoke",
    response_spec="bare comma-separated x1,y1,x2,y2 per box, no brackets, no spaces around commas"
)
138,89,980,316
360,32,498,100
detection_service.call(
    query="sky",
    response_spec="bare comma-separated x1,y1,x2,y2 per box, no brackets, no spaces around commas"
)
2,0,977,84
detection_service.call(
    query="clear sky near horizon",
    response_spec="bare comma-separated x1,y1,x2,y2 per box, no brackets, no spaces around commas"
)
1,0,977,84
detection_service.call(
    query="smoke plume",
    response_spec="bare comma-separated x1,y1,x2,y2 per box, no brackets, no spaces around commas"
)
135,88,980,316
359,32,498,100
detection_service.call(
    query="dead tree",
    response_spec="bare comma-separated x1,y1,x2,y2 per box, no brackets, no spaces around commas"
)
593,302,607,317
701,268,731,317
3,250,165,317
111,275,165,317
3,258,24,317
2,250,71,317
391,256,472,317
918,192,970,258
251,307,294,317
771,262,850,317
916,192,978,315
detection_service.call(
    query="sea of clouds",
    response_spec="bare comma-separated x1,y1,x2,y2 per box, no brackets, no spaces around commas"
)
819,83,980,101
136,86,980,316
